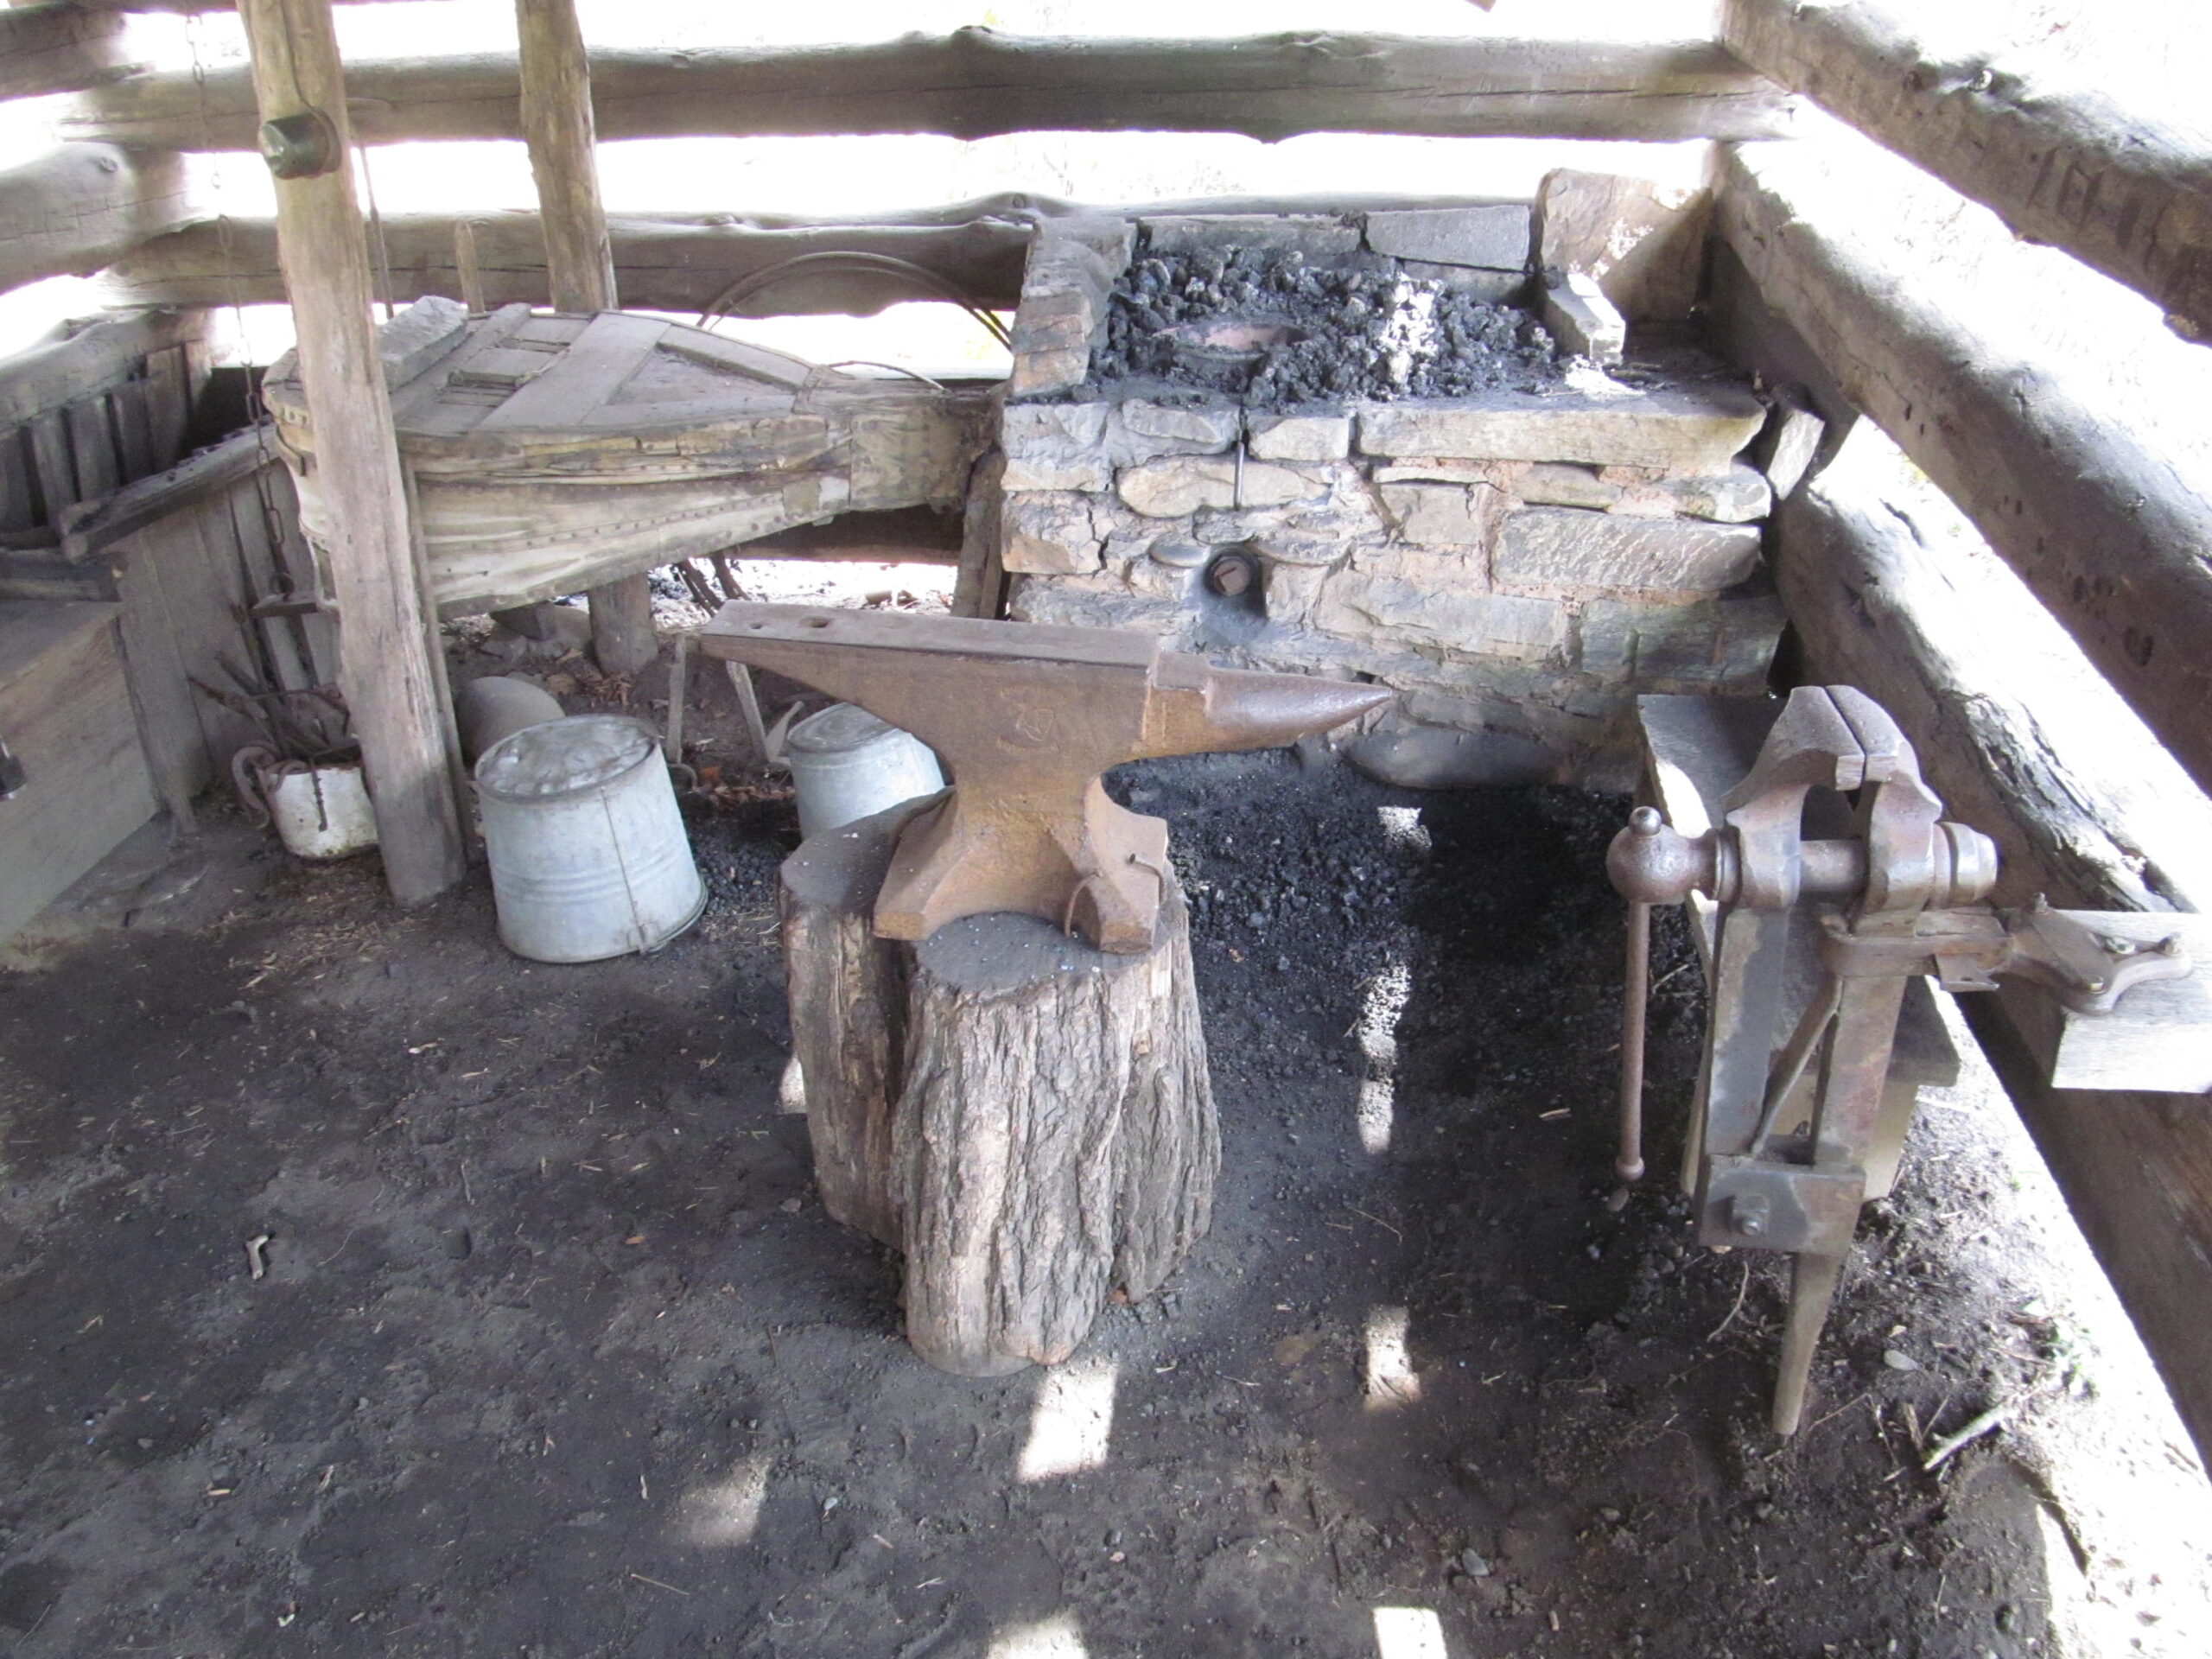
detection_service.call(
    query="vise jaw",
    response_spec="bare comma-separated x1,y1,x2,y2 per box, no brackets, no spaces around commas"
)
698,604,1393,952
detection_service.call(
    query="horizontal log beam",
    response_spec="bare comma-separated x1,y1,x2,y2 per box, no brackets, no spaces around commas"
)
64,30,1798,151
0,143,192,296
0,3,129,101
104,189,1542,314
1723,0,2212,342
1770,463,2212,1465
0,308,200,429
1715,143,2212,803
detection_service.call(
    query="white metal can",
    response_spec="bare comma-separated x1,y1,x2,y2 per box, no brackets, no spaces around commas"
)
475,715,705,963
786,702,945,840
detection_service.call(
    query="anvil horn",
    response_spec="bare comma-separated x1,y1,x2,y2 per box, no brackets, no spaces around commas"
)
1142,652,1394,760
697,603,1395,953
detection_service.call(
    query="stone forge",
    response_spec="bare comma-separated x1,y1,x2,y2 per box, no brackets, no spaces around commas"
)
990,198,1786,790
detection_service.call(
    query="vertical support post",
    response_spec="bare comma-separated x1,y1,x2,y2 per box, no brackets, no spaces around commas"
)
515,0,653,675
236,0,465,906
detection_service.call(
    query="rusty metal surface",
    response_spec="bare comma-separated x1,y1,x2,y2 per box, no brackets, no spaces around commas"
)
698,603,1392,952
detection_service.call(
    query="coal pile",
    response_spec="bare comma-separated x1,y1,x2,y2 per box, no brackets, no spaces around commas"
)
1094,242,1565,407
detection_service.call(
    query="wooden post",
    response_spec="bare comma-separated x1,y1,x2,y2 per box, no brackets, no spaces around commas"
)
515,0,653,676
235,0,464,906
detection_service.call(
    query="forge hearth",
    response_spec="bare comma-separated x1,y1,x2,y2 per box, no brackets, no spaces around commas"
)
989,187,1786,789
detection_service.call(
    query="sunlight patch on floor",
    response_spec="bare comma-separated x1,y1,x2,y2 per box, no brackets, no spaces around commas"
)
1375,804,1432,853
1363,1306,1421,1410
1016,1355,1118,1481
673,1452,771,1547
1355,955,1412,1155
1372,1605,1448,1659
986,1611,1089,1658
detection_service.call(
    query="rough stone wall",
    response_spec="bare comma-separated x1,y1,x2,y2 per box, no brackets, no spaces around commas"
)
995,194,1785,792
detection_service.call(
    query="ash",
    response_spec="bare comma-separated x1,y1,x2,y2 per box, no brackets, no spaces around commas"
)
1095,243,1565,407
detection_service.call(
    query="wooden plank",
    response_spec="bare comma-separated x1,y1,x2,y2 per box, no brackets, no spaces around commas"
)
0,4,129,102
0,431,33,534
25,410,74,522
140,345,192,469
237,0,463,905
111,189,1546,313
0,309,201,430
62,397,119,501
67,32,1800,151
1714,142,2212,804
1723,0,2212,343
57,423,270,562
0,143,194,294
0,601,158,944
110,376,155,483
1767,461,2212,1465
110,518,217,816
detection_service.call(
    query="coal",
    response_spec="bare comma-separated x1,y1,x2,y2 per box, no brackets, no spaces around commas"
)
1089,239,1565,409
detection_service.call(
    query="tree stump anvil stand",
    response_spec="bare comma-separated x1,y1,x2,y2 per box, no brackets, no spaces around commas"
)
782,794,1218,1376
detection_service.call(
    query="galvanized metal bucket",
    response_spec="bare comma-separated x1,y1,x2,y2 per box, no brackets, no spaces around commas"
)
475,715,705,963
786,702,945,840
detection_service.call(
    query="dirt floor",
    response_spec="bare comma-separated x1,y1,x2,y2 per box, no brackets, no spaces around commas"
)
2,633,2209,1658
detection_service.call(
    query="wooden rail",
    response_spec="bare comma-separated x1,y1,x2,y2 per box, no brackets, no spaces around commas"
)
1723,0,2212,343
63,30,1797,150
102,189,1543,314
0,143,192,295
0,3,129,101
1770,465,2212,1465
1715,143,2212,804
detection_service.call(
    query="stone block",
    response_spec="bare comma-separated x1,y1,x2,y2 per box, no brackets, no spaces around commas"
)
1262,561,1330,626
1313,573,1567,661
1110,400,1240,463
1364,205,1531,271
1117,456,1319,518
1519,462,1619,511
1497,507,1762,595
1616,462,1773,524
1001,399,1113,493
1357,382,1765,473
1578,589,1785,686
1141,214,1362,257
1541,270,1627,366
1250,527,1351,568
1248,412,1351,462
1000,492,1101,575
1535,169,1710,325
1007,576,1192,644
1008,350,1087,400
1379,481,1507,549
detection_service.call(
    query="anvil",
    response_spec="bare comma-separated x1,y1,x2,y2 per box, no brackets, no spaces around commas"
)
699,604,1393,952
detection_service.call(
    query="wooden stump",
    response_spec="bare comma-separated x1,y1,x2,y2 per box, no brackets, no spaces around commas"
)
779,800,1218,1376
777,796,936,1247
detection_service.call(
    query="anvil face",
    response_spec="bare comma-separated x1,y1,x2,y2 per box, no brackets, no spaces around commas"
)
699,603,1392,952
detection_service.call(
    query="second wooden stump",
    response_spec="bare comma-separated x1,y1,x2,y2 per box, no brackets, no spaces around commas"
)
781,798,1218,1376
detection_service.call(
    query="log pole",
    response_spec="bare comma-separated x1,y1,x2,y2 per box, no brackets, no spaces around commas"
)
235,0,464,906
514,0,652,676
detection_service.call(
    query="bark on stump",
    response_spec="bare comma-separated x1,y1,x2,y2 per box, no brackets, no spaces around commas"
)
779,798,1218,1377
